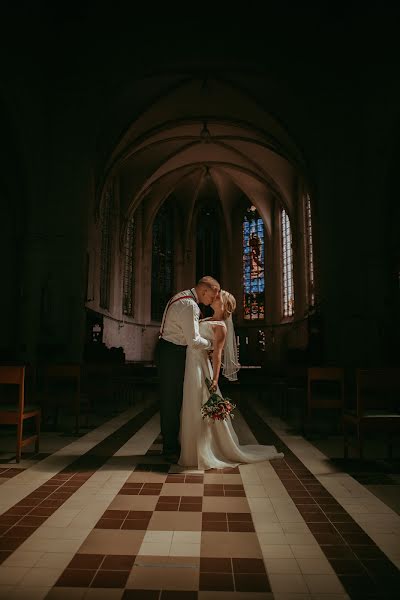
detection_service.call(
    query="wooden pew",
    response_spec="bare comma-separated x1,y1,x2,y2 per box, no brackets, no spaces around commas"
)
343,368,400,459
305,367,345,434
39,364,81,433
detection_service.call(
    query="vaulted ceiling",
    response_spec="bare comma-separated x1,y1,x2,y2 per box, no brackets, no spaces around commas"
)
98,77,307,243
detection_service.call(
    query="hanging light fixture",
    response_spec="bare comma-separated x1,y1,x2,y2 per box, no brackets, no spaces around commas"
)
200,121,211,143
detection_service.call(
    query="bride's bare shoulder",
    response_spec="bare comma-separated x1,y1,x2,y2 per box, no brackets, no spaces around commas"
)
211,320,227,331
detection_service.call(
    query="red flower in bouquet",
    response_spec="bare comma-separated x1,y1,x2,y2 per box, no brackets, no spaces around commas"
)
201,377,236,422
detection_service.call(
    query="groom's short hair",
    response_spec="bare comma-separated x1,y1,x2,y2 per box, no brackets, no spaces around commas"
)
197,276,220,291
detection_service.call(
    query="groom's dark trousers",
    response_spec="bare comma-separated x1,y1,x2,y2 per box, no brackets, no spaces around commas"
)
157,337,187,455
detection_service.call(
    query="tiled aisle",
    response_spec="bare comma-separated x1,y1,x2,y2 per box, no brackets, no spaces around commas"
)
0,399,399,599
241,400,400,599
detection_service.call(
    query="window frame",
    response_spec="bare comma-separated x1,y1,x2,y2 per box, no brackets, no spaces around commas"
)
242,204,266,322
281,207,295,319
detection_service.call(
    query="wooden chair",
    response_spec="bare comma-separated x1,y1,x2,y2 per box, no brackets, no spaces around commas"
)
343,368,400,459
40,364,81,433
305,367,345,434
0,365,41,463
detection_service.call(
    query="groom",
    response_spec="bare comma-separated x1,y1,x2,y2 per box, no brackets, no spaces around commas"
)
157,276,221,462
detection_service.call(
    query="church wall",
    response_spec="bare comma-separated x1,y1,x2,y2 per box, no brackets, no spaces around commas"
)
0,51,50,362
298,84,398,367
0,193,19,356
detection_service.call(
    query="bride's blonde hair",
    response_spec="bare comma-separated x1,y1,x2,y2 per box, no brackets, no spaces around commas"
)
221,290,236,321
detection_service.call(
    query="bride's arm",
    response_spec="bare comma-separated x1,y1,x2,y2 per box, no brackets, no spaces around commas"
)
209,325,227,392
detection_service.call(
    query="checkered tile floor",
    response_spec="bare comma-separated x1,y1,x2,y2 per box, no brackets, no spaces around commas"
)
0,400,399,599
52,457,269,596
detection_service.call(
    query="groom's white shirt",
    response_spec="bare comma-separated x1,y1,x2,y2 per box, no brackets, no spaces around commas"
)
160,288,211,350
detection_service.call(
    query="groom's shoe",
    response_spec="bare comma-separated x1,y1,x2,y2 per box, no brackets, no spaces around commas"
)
163,452,179,464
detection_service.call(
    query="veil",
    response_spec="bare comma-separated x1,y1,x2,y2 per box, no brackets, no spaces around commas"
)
222,315,241,381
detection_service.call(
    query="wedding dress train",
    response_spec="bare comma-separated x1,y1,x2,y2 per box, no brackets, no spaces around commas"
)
179,320,284,470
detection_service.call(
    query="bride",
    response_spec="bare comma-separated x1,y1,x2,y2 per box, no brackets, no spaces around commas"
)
179,290,284,470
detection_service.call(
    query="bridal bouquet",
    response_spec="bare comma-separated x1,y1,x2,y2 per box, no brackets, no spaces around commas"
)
201,377,236,422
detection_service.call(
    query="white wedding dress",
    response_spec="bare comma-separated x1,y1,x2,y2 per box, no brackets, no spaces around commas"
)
179,320,284,470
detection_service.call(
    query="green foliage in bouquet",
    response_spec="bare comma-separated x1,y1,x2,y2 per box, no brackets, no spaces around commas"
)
202,377,236,422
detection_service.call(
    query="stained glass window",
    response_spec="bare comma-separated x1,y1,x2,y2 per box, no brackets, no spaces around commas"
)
281,208,295,317
242,205,265,320
100,188,113,310
122,215,135,316
151,202,174,321
305,194,315,307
